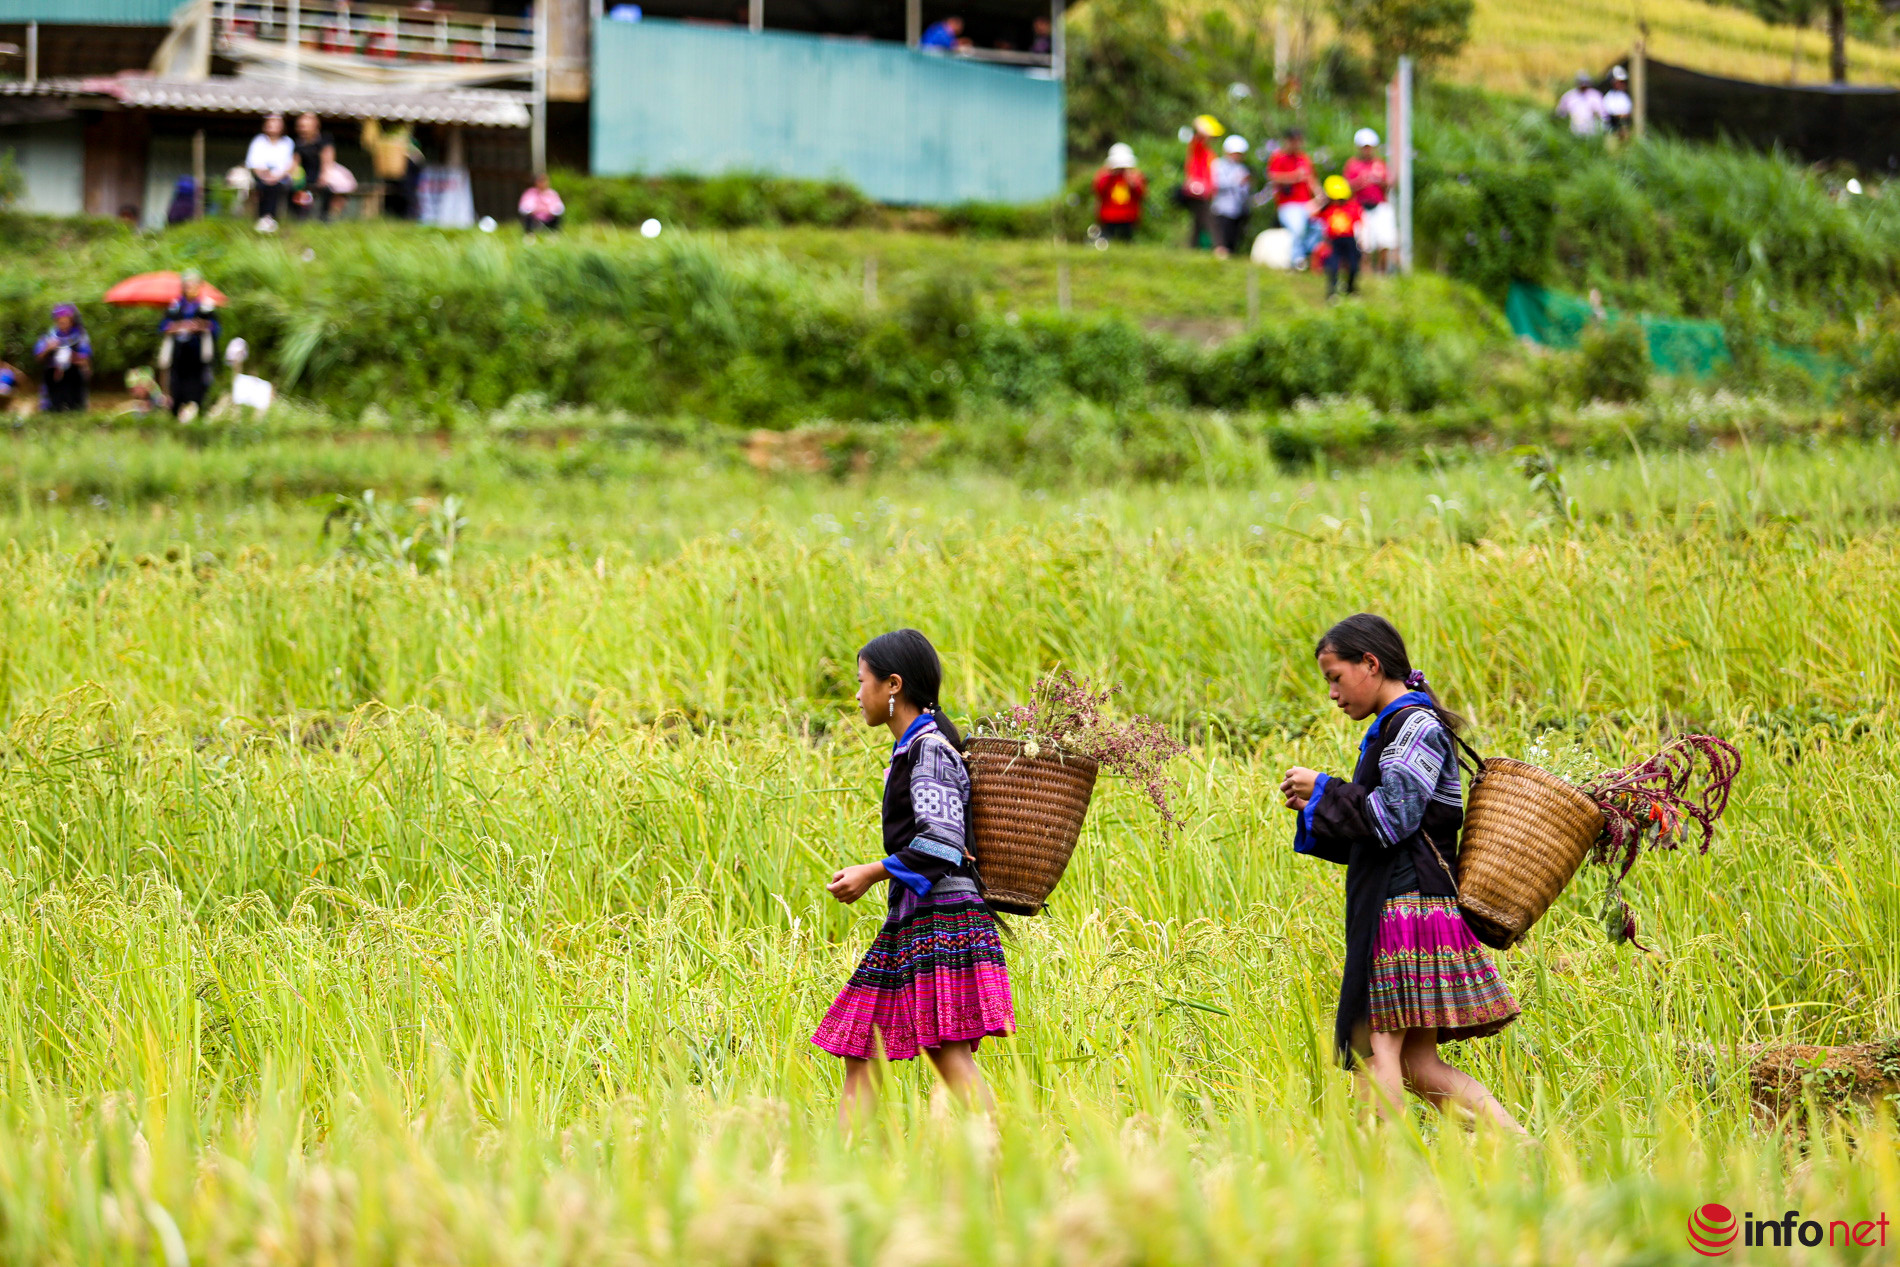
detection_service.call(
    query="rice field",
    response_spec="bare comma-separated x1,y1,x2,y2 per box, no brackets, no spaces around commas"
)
0,429,1896,1263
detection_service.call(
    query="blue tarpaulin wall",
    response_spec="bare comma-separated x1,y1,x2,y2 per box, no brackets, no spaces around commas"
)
590,18,1064,205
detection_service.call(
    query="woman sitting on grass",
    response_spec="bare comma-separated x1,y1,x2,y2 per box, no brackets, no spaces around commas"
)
812,629,1014,1128
1280,613,1526,1134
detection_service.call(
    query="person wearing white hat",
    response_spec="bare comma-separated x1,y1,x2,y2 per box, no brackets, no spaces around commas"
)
1345,128,1397,273
1211,135,1254,258
1602,66,1633,138
212,337,275,418
1092,143,1147,242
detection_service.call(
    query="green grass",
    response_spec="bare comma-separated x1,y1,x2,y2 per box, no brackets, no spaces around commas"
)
0,427,1895,1259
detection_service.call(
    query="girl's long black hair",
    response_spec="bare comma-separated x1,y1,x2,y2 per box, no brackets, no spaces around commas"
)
859,629,965,751
1315,612,1468,735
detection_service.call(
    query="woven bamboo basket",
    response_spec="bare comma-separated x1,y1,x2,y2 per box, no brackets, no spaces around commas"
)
963,736,1100,916
1456,758,1607,950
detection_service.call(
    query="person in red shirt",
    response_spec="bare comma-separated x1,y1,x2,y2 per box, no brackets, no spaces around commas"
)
1344,128,1395,274
1316,175,1363,298
1092,143,1147,243
1266,126,1318,267
1179,115,1221,250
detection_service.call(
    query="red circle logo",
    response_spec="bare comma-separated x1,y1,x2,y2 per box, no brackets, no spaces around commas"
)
1687,1204,1738,1256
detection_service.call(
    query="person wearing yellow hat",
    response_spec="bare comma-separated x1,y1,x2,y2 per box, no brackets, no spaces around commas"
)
1317,173,1364,299
1178,114,1223,250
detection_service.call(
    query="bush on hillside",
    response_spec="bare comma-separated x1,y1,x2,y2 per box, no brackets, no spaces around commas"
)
1574,320,1650,402
17,230,1510,423
1414,159,1556,301
558,170,875,230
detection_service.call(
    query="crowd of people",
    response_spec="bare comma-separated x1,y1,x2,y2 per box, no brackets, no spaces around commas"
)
200,111,547,233
1091,117,1399,297
2,277,273,420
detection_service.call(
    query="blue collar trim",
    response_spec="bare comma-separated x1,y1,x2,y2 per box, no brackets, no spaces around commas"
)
894,713,936,755
1361,691,1435,751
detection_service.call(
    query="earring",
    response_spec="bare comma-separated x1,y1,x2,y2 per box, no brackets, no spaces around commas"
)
887,696,895,719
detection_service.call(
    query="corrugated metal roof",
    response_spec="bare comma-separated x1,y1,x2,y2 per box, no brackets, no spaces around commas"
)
0,74,531,125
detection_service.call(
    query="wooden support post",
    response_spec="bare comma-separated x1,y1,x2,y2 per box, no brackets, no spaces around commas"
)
1632,38,1647,139
749,0,762,32
1050,0,1064,78
192,128,206,219
286,0,299,80
1393,55,1413,274
531,0,548,172
24,21,36,84
906,0,920,47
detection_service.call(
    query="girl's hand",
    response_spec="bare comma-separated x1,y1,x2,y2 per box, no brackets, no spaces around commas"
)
825,861,888,904
1281,766,1320,810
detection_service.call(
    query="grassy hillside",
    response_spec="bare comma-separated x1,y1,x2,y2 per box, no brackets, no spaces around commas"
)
1457,0,1900,95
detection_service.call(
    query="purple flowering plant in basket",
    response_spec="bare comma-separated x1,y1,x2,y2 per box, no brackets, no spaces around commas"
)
985,670,1187,827
1522,731,1741,947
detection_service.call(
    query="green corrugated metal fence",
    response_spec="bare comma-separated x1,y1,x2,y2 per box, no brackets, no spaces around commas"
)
0,0,180,24
591,18,1063,205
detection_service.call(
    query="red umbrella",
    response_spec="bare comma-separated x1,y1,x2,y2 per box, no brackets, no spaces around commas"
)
104,271,229,308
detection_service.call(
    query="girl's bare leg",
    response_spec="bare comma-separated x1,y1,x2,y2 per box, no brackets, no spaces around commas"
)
1360,1029,1410,1122
839,1056,879,1132
923,1041,996,1113
1399,1029,1528,1135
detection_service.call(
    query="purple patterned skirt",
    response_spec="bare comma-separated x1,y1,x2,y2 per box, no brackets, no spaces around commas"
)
1369,893,1519,1040
812,875,1015,1061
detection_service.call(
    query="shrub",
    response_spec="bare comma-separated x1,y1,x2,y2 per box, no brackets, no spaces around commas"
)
1575,319,1650,403
558,170,874,231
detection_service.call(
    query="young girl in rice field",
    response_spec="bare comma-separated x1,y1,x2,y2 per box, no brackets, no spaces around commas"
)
1279,613,1526,1134
812,629,1014,1127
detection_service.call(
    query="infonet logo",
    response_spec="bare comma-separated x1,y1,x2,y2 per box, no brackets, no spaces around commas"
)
1687,1205,1739,1256
1688,1203,1891,1255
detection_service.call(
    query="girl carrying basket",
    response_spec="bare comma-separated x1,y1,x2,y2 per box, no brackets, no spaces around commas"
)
1279,614,1525,1133
813,630,1015,1126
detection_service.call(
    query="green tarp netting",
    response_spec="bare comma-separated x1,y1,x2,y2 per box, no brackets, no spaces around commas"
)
1505,281,1730,377
1505,282,1851,389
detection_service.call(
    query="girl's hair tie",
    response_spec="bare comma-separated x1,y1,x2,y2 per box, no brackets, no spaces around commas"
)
1404,670,1428,689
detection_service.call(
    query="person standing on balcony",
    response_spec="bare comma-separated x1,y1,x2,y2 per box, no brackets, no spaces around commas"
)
292,113,338,222
245,114,295,231
919,16,969,48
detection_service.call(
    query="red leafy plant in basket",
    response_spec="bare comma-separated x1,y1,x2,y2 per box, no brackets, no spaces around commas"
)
987,670,1187,827
1575,734,1742,946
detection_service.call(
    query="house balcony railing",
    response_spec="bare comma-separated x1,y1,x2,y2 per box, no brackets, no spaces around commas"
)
213,0,537,75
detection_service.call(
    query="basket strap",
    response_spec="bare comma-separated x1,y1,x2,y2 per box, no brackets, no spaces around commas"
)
1392,704,1487,781
1450,730,1487,781
1420,828,1461,901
